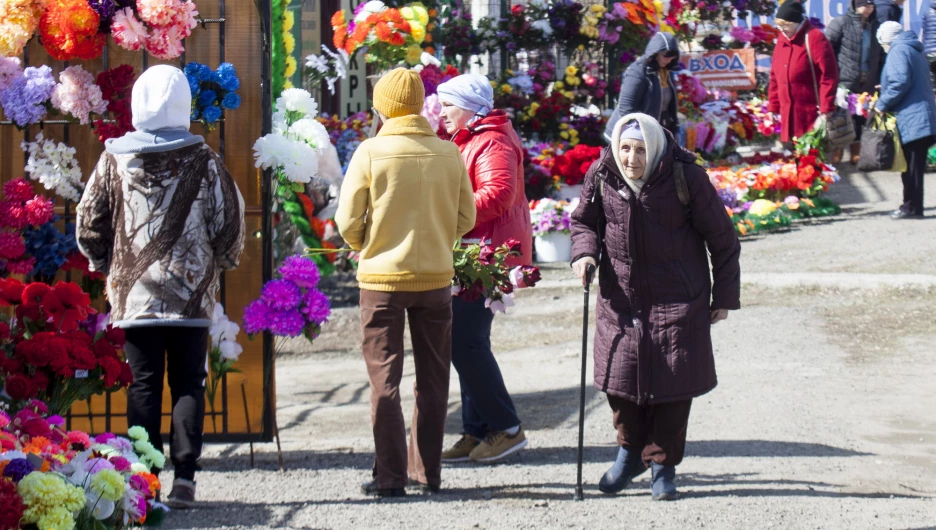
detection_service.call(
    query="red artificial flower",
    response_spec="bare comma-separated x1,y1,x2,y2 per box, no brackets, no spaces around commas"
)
42,282,94,332
31,370,50,395
503,238,522,253
104,325,126,349
4,374,37,401
0,477,26,530
39,0,106,61
99,356,123,387
15,335,55,367
0,277,24,306
0,321,9,341
118,361,134,386
93,338,117,359
72,345,97,371
0,356,23,376
520,265,542,287
478,245,496,265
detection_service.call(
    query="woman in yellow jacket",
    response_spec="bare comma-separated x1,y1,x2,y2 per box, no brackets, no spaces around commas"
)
336,68,476,498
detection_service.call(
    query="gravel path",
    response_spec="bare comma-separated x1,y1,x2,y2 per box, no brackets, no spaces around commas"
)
164,168,935,529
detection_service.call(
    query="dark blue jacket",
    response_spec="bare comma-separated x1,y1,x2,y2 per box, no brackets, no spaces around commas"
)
874,0,903,23
876,31,936,143
922,0,936,54
604,32,680,141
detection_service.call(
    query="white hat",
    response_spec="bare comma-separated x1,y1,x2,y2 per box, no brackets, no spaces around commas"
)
876,21,904,46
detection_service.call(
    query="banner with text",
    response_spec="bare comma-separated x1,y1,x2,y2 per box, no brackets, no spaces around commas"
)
687,48,757,91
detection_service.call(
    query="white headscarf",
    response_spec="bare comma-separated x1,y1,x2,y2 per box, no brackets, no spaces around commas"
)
610,113,667,193
437,74,495,119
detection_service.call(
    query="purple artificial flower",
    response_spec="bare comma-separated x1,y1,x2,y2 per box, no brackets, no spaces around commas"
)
106,437,133,453
94,432,117,444
0,66,56,127
84,457,116,474
243,299,273,335
110,456,132,472
2,458,34,483
89,0,117,31
261,279,302,311
301,289,331,325
279,255,321,288
129,474,149,492
267,309,305,337
47,415,65,427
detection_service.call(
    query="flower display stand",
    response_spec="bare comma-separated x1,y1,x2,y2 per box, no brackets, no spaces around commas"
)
535,232,572,263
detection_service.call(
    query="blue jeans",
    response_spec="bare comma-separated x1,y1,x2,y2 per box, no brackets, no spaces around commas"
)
451,296,520,439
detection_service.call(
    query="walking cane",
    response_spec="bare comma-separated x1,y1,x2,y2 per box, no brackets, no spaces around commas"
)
574,263,596,501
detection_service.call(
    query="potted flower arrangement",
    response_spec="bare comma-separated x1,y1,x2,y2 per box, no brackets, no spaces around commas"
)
530,198,578,262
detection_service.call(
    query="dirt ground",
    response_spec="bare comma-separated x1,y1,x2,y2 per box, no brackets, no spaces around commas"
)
164,167,936,529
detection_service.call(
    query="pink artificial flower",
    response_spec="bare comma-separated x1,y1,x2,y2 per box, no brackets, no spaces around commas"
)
137,0,176,26
0,411,10,429
95,432,117,444
129,474,150,492
6,257,36,275
421,93,442,132
0,232,26,260
65,431,92,450
171,0,199,36
0,202,28,229
12,409,51,439
3,179,35,203
25,197,54,225
51,66,108,125
146,25,186,60
110,456,132,472
113,8,149,52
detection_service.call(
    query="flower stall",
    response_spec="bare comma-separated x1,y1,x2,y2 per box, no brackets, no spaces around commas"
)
0,0,281,449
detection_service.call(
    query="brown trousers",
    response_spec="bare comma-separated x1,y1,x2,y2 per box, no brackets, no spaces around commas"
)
607,396,693,467
360,287,452,489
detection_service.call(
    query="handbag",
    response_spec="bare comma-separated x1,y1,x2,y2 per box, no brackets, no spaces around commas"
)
806,33,856,150
857,113,896,171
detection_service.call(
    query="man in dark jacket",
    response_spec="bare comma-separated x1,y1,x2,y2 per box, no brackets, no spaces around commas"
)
874,0,904,22
826,0,885,164
572,113,741,501
604,32,681,141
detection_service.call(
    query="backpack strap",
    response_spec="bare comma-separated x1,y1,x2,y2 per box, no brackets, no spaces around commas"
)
673,160,692,220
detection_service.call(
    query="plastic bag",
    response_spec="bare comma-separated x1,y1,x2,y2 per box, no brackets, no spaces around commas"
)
887,115,907,173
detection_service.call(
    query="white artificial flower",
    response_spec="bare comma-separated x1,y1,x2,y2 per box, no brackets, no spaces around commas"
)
305,53,330,73
451,285,462,296
21,132,85,202
412,64,425,73
355,0,386,22
276,88,318,117
289,118,331,149
485,293,515,314
420,52,441,67
722,34,735,44
531,19,553,36
87,495,116,520
211,302,225,325
272,109,288,135
322,46,349,80
219,340,243,361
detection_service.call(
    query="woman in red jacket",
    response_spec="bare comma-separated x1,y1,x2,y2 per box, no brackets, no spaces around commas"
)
436,74,533,464
768,1,840,144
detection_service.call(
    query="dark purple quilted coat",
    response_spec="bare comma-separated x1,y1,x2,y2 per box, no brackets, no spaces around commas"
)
570,137,741,404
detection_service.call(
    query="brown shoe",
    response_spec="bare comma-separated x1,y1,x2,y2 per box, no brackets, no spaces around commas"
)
829,148,843,164
849,142,861,165
441,434,481,463
164,478,196,509
469,427,528,463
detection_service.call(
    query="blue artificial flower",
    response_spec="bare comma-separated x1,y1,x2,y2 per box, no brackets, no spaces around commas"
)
23,217,76,278
183,62,200,77
221,92,241,110
217,63,240,91
203,105,222,123
197,89,217,107
191,107,200,121
196,63,213,82
186,74,200,96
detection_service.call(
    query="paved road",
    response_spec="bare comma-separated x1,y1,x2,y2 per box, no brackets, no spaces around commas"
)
165,168,936,529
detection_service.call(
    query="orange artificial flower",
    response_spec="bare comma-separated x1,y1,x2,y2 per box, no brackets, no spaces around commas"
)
374,21,393,42
331,10,345,28
322,240,338,263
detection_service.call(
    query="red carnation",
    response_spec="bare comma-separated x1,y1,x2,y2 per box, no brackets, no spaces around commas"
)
42,282,94,332
72,346,97,371
0,477,26,530
15,337,54,368
4,374,37,401
0,321,9,341
0,277,25,306
31,371,50,395
99,357,123,388
93,339,117,359
117,362,134,387
104,325,126,348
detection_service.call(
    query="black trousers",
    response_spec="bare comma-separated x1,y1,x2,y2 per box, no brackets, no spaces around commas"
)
900,135,934,216
124,326,209,481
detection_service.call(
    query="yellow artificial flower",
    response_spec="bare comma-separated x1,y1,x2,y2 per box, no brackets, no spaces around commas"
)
412,4,430,26
569,129,579,137
570,137,580,146
36,507,74,530
405,44,423,65
500,84,512,94
284,10,295,31
401,6,415,20
506,69,515,76
560,131,570,139
283,31,296,54
490,80,497,89
560,123,569,129
285,80,295,89
748,199,777,216
590,4,607,13
92,469,127,502
563,90,575,99
565,76,580,86
565,65,578,77
285,55,298,77
554,81,565,90
410,22,426,43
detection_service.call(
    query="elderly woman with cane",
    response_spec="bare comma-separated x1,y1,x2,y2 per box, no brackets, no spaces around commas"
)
435,74,534,464
570,113,741,500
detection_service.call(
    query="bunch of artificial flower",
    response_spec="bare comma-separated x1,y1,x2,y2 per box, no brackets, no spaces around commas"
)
38,0,107,60
304,44,350,95
205,303,243,433
51,66,109,125
112,0,199,59
452,239,541,314
22,132,85,202
184,62,242,131
243,255,331,342
529,198,577,237
93,65,136,143
0,0,43,57
0,65,56,128
253,88,331,184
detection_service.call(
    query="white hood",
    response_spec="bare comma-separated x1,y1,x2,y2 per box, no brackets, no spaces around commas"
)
131,65,192,132
610,112,667,193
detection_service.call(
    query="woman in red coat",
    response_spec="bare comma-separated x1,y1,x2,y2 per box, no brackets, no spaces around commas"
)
768,1,840,143
436,74,533,465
